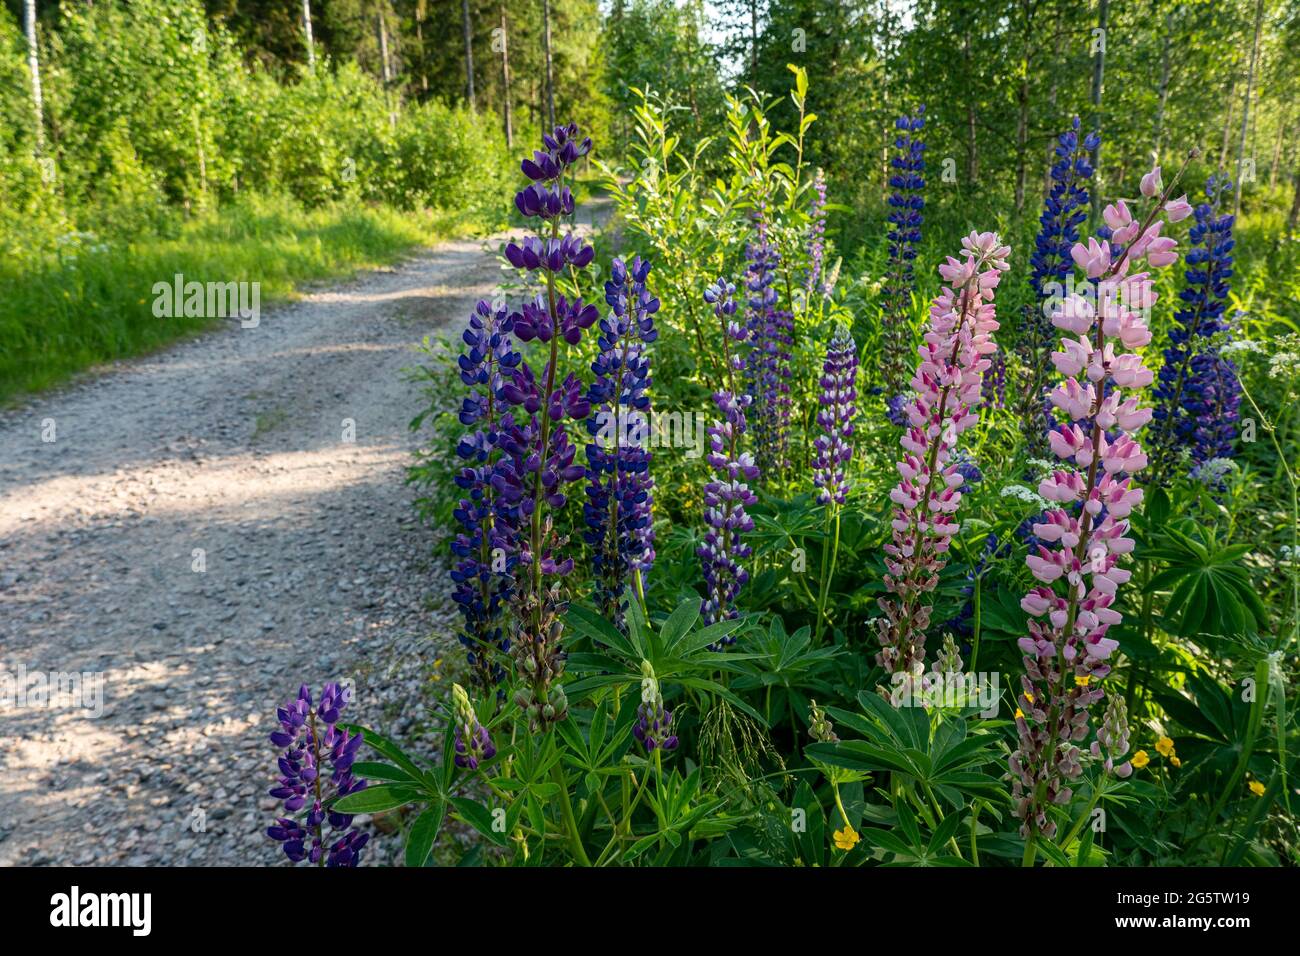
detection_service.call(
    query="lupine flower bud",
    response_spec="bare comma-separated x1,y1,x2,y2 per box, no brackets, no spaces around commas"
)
634,661,677,752
452,683,497,770
1093,691,1133,778
808,699,839,743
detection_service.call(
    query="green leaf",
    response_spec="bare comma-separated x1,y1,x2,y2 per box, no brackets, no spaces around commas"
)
658,598,701,655
405,801,445,868
352,761,417,784
449,797,509,847
333,784,421,814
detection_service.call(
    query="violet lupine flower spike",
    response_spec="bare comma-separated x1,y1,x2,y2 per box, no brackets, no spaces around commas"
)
1149,174,1239,485
874,232,1011,684
813,325,858,506
584,256,660,632
496,123,597,731
806,168,829,298
1012,161,1189,858
698,278,758,643
743,216,794,477
451,300,522,691
1019,118,1099,456
267,682,369,867
881,106,927,408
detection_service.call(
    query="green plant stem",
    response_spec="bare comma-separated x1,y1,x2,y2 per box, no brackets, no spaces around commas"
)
551,761,591,866
1059,777,1106,851
814,506,842,642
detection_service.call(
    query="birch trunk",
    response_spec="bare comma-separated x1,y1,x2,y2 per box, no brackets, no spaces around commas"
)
24,0,44,153
462,0,476,111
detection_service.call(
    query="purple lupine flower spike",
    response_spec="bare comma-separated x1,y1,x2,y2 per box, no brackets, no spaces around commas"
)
495,123,599,730
584,256,660,632
743,214,794,476
451,300,521,690
698,278,758,644
813,325,858,506
267,682,369,867
1149,174,1240,484
881,106,926,410
806,169,828,297
1019,117,1100,456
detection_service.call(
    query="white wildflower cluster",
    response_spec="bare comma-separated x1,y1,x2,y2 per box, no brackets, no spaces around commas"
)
1220,338,1263,357
999,484,1048,509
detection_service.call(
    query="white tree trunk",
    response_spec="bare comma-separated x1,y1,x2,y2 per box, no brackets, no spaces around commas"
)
462,0,476,110
1235,0,1265,216
302,0,316,71
24,0,45,153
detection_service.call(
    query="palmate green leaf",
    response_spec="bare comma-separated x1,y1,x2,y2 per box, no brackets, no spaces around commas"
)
1145,526,1267,641
566,603,639,658
806,740,915,776
674,617,746,657
564,672,639,698
858,826,916,860
857,689,929,750
927,808,964,854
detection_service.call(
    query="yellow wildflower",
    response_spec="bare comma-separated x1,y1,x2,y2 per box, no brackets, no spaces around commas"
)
832,825,860,852
1076,675,1091,686
1249,780,1266,797
1155,736,1176,757
1131,750,1150,769
1170,756,1182,768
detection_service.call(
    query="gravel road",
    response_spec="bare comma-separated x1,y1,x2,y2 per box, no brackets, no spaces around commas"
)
0,225,534,866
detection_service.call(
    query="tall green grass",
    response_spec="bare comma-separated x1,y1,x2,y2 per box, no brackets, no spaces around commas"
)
0,194,490,403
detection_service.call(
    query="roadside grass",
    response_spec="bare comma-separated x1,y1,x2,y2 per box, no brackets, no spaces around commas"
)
0,193,500,404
